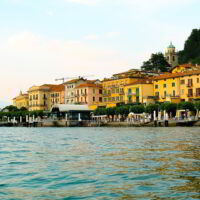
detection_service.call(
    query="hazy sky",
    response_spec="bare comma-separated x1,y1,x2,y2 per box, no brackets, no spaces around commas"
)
0,0,199,106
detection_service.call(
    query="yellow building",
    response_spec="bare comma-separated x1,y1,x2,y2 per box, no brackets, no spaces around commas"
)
153,69,200,103
124,80,154,105
28,85,51,111
93,69,156,109
170,64,200,74
12,91,29,109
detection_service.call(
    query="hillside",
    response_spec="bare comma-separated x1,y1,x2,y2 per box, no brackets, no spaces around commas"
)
179,28,200,65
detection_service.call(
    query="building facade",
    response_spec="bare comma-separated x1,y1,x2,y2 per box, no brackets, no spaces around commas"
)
28,85,51,111
124,80,154,105
165,42,179,67
75,82,103,109
64,78,87,104
50,84,65,108
153,69,200,103
12,91,29,109
92,69,156,109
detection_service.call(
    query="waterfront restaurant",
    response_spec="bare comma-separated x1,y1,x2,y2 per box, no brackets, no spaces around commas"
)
51,104,92,121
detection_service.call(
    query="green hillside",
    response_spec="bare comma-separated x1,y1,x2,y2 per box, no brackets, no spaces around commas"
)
179,28,200,65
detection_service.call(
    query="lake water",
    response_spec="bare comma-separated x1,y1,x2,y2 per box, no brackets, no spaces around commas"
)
0,127,200,199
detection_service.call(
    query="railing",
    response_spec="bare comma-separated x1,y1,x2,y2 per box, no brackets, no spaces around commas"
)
187,93,193,97
127,92,136,96
103,93,111,97
187,83,193,87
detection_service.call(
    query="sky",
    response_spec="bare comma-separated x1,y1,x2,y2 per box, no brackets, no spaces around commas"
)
0,0,200,107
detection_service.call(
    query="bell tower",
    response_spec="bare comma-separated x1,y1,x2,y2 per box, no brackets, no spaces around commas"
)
165,42,179,67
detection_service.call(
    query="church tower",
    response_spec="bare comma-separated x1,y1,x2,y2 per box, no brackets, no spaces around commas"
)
165,42,179,67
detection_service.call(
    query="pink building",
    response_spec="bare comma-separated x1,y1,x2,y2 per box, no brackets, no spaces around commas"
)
75,82,103,106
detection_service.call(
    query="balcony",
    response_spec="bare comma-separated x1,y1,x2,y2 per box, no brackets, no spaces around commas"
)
127,92,136,96
187,93,193,97
187,83,193,87
103,93,111,97
81,93,87,96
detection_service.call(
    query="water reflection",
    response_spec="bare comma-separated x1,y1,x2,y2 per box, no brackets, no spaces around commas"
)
0,127,199,199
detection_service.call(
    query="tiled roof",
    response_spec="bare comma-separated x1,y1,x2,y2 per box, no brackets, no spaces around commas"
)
50,84,65,92
125,79,152,86
76,83,102,88
153,69,200,80
41,84,64,91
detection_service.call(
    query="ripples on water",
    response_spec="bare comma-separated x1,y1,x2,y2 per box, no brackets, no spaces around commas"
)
0,127,200,199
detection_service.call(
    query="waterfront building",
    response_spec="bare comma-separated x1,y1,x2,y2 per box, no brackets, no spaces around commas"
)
153,68,200,103
93,69,157,109
50,84,65,108
124,79,154,105
75,82,103,109
165,42,179,67
28,84,65,111
64,78,87,104
28,85,51,111
51,104,92,121
12,91,29,109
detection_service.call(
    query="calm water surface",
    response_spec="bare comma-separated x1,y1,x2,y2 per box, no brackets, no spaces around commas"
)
0,127,200,199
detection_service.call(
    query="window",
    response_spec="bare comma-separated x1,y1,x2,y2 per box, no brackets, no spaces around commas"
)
164,91,167,97
196,88,200,97
197,78,199,83
112,88,115,93
136,88,140,96
180,80,185,85
181,89,184,95
104,98,107,102
116,96,119,101
172,82,175,87
93,89,95,94
116,88,119,93
128,88,132,94
99,89,102,94
128,96,132,103
108,97,112,102
188,79,193,87
99,97,102,102
112,97,115,101
163,84,167,88
188,89,193,97
173,90,176,97
155,92,159,97
155,85,158,89
120,96,124,101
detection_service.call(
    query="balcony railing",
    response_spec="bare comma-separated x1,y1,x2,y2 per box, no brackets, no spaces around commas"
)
187,93,193,97
127,92,136,96
187,83,193,87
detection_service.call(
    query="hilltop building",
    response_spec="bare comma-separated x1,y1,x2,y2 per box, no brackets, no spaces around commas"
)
165,42,179,67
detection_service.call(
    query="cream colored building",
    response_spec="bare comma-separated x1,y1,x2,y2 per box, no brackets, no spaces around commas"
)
28,85,51,111
12,91,29,109
64,78,87,104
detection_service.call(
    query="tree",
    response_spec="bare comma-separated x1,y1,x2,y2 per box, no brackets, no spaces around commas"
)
177,102,195,112
145,104,159,114
160,103,177,117
179,28,200,65
141,52,171,72
2,105,18,112
130,105,145,114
